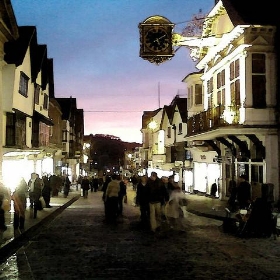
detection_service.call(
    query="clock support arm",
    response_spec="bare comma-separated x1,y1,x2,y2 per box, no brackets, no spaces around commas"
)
172,33,220,48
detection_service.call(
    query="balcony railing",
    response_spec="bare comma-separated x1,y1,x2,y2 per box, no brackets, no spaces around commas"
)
187,104,240,136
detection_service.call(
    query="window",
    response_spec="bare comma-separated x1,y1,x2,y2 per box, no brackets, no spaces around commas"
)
6,113,15,146
39,122,50,146
217,70,225,105
19,72,29,97
207,77,213,109
194,84,202,105
188,87,192,109
252,53,266,108
34,84,40,104
178,123,183,134
43,93,48,110
230,60,240,106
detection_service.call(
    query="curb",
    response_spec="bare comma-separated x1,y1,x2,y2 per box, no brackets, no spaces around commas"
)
0,195,80,263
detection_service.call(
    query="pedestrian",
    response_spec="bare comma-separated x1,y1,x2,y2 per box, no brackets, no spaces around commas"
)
42,174,52,208
92,177,99,192
165,187,188,231
118,177,128,217
77,175,82,191
135,175,150,228
62,174,71,198
227,179,237,212
49,174,59,197
210,182,218,210
105,174,120,223
167,175,180,195
131,175,138,191
102,176,111,219
0,183,10,236
81,175,90,198
236,174,251,209
12,177,28,232
28,173,43,219
147,172,169,233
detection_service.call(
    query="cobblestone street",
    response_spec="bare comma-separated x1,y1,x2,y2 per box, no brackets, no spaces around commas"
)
1,189,280,279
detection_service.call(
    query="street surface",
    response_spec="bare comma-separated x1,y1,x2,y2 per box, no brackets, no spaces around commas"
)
1,189,280,279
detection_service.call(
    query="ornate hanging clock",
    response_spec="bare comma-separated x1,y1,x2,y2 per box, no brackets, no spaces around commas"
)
139,15,174,65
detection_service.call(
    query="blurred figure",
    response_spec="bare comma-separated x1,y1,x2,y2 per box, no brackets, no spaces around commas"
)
50,174,59,197
165,187,188,231
42,174,52,208
105,174,120,223
147,172,169,233
167,175,180,196
92,177,99,192
210,182,218,210
62,174,71,198
227,179,237,212
131,175,138,191
12,177,28,231
136,175,150,228
0,183,10,235
102,176,112,219
236,175,251,209
77,175,83,191
28,173,43,219
118,177,128,216
81,175,90,198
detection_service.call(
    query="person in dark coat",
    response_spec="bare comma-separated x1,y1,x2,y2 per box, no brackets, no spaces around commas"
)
236,175,251,209
242,184,274,237
136,175,150,228
28,173,43,219
102,176,112,219
92,177,99,192
42,174,52,208
50,174,59,197
81,176,90,198
228,180,238,212
147,172,169,233
63,174,71,198
118,177,128,216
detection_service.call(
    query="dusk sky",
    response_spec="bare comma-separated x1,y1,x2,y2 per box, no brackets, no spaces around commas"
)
11,0,213,143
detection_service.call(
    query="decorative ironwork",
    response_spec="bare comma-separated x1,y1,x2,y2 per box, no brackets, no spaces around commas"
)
186,105,240,136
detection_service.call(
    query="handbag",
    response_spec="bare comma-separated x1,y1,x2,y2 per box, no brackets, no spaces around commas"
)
39,196,46,208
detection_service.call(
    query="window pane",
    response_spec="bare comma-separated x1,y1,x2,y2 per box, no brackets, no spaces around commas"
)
252,53,265,73
252,75,266,108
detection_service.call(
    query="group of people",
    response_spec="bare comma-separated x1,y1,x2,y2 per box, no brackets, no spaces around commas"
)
135,172,188,233
0,172,72,235
77,175,101,196
101,175,128,223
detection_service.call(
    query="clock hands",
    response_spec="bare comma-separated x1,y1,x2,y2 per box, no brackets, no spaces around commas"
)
153,34,167,44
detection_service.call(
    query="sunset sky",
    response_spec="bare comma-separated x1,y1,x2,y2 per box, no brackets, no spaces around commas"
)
11,0,213,143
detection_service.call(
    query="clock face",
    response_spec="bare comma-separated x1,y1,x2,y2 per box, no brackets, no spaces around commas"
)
145,27,170,52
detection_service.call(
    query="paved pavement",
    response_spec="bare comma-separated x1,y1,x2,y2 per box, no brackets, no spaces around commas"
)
0,185,229,259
